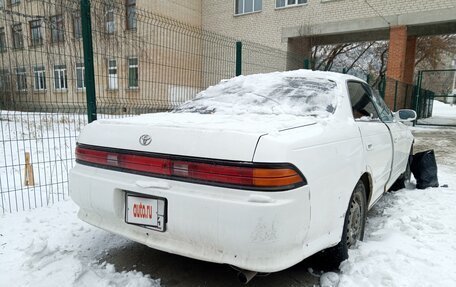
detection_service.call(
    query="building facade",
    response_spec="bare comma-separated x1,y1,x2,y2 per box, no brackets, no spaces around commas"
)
1,0,455,112
0,0,202,113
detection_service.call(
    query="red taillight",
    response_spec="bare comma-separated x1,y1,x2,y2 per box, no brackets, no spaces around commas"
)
75,145,306,191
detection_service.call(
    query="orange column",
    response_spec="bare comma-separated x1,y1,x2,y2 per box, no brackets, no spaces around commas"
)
385,26,416,110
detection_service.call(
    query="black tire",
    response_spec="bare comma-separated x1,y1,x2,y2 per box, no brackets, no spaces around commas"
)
312,180,367,270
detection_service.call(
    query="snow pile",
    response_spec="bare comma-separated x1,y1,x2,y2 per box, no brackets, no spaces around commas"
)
175,70,343,118
432,100,456,119
418,100,456,126
0,200,161,287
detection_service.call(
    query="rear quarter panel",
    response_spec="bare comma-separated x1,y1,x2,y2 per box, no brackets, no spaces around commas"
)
253,119,365,248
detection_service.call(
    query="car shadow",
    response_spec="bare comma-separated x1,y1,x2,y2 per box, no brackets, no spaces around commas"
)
98,242,321,287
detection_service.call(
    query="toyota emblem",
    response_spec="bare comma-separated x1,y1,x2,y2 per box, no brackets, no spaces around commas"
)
139,134,152,146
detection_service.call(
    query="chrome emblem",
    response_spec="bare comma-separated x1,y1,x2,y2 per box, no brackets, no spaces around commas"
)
139,134,152,146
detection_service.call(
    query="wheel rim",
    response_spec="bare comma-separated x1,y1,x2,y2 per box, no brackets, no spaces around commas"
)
346,191,363,248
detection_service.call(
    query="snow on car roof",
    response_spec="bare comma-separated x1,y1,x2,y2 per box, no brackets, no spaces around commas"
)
175,69,355,118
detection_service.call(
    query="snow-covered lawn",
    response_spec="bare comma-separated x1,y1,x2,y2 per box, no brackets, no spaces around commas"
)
0,111,86,213
1,124,456,286
418,100,456,126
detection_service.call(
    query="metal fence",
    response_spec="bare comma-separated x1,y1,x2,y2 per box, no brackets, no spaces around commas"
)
0,0,303,213
415,69,456,127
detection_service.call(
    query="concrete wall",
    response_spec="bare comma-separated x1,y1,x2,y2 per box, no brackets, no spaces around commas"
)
202,0,456,49
142,0,202,27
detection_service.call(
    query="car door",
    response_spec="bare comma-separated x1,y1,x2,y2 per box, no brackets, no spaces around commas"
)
366,86,409,187
348,81,393,205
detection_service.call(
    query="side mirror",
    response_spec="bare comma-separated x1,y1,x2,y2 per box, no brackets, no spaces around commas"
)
394,109,417,122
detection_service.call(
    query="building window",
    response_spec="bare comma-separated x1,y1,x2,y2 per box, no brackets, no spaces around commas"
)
108,59,117,89
0,0,3,9
9,0,20,5
276,0,307,8
106,9,115,34
15,67,27,91
33,65,46,91
73,15,82,39
0,27,6,52
76,63,85,89
50,15,64,43
126,0,136,30
0,69,10,91
29,20,43,46
12,24,23,49
54,64,67,90
235,0,262,15
128,57,138,88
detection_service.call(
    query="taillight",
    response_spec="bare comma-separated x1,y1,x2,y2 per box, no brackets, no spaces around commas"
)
75,144,306,191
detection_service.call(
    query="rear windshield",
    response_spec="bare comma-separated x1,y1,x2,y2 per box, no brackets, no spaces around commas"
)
174,74,338,118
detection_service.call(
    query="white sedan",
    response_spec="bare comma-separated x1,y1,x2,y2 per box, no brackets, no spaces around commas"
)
70,70,415,281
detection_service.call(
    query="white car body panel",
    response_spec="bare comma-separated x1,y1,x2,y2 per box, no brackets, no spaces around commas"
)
69,70,414,273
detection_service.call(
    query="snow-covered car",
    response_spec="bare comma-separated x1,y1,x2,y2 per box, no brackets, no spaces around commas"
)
70,70,416,278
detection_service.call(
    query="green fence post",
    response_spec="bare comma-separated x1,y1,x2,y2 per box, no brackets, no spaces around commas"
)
236,41,242,76
303,58,310,69
415,71,422,119
393,80,398,111
81,0,97,123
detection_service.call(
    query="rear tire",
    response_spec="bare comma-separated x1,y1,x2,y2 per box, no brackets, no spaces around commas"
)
312,180,367,270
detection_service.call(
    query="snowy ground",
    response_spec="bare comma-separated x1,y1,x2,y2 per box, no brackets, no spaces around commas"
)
0,111,86,213
417,100,456,126
1,125,456,286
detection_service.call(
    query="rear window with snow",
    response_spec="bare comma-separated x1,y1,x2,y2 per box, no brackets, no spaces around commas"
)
174,74,338,117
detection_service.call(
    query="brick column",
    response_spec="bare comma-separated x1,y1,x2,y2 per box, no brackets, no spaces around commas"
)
385,26,416,110
286,37,312,71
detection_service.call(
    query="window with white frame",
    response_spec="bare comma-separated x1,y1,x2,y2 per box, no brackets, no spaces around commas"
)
73,15,82,39
12,23,23,49
0,27,6,52
276,0,307,8
33,65,46,91
108,59,118,89
235,0,262,15
30,20,43,46
50,15,64,43
76,63,85,89
0,69,10,91
126,0,136,30
128,57,138,88
54,64,67,90
105,8,115,34
15,67,27,91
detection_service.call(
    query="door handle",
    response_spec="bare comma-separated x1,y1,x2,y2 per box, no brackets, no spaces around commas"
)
394,137,399,143
367,144,373,151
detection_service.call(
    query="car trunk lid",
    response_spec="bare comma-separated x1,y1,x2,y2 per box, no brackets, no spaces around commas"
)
77,113,316,161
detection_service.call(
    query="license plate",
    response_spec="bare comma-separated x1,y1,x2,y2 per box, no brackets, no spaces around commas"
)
125,193,166,232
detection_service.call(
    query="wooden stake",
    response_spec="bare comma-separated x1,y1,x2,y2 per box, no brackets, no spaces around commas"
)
24,152,35,186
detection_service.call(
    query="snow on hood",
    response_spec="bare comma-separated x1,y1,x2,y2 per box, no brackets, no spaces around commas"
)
96,112,317,134
175,70,343,118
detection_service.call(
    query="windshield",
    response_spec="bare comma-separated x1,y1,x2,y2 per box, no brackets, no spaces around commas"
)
174,74,338,118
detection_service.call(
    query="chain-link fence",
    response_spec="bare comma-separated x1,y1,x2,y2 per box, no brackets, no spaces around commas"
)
0,0,303,213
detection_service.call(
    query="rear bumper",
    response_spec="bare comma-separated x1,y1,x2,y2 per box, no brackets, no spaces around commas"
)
70,164,311,272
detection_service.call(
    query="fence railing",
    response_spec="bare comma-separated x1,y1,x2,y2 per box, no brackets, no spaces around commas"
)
0,0,303,213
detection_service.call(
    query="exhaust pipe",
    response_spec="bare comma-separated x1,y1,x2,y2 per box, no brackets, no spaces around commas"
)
237,269,257,284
